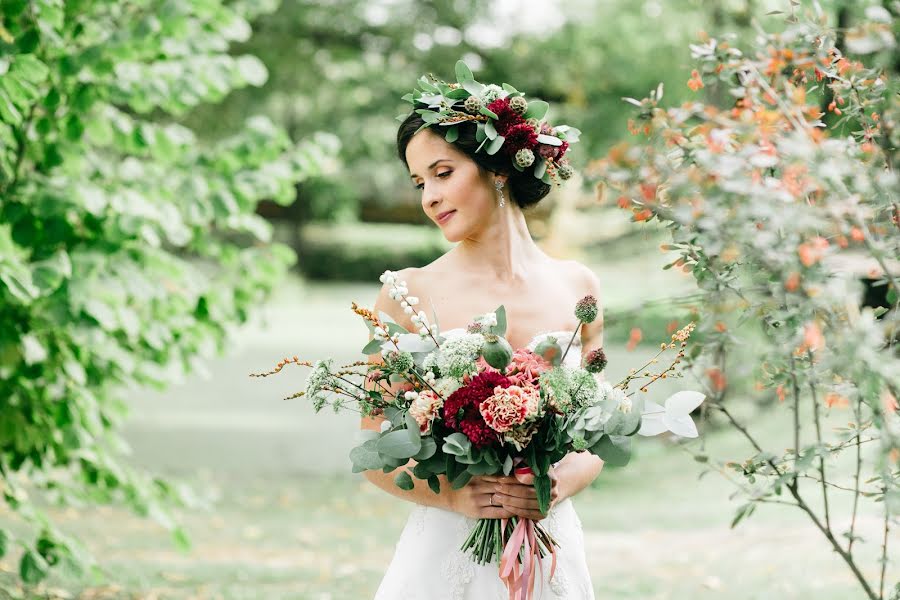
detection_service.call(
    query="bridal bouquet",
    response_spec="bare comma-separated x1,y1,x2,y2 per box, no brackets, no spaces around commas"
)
252,270,704,599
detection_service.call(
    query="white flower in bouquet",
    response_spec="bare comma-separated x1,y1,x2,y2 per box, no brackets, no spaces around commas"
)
540,366,598,412
304,359,334,410
597,381,628,411
433,377,462,398
473,311,498,329
435,333,485,378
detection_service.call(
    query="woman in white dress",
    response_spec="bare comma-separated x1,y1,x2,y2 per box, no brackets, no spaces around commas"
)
362,71,604,600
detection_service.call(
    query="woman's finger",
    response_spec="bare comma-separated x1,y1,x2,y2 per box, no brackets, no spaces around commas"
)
482,507,516,519
504,507,546,521
495,493,538,511
498,482,537,499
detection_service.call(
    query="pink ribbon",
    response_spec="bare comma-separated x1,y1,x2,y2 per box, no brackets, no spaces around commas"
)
498,518,557,600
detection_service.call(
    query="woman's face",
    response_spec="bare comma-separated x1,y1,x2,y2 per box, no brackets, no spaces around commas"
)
405,130,502,242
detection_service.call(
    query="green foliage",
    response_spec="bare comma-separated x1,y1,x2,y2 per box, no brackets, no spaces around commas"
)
593,7,899,599
297,222,450,281
182,0,742,219
0,0,336,587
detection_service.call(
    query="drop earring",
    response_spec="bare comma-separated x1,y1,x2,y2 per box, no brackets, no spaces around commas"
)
494,180,506,207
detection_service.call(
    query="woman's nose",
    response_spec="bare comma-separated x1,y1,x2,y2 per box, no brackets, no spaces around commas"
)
422,184,441,207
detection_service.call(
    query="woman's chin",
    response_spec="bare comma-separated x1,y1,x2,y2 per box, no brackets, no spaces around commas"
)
439,223,464,243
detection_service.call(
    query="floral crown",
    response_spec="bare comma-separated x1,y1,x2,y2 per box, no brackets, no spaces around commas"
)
398,60,581,186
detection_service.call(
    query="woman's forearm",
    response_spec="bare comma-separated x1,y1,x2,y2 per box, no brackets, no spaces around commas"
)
556,451,604,502
362,461,458,511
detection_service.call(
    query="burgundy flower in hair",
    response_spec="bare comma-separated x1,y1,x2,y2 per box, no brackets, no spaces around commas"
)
504,123,539,155
539,140,569,161
487,97,528,138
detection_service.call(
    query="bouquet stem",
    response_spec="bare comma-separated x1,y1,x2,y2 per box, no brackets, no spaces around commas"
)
461,517,559,599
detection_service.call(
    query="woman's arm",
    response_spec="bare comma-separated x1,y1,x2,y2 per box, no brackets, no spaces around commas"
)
554,451,604,502
359,271,514,519
561,262,607,498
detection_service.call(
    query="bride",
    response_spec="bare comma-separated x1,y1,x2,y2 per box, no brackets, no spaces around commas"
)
363,70,603,599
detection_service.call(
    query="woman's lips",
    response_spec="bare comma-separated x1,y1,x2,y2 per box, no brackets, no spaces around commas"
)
437,210,456,224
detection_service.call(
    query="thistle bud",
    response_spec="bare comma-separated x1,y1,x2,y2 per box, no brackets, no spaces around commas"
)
386,351,414,373
583,347,608,373
574,295,599,323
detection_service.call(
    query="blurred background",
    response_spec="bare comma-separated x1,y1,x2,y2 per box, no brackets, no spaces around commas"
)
1,0,895,598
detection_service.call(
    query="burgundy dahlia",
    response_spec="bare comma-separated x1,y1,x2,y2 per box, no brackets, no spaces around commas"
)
487,97,527,137
442,371,512,448
503,123,539,155
583,347,608,374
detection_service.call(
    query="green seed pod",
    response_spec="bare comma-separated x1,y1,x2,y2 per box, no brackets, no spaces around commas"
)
534,336,562,366
515,148,535,168
481,334,513,370
509,95,528,115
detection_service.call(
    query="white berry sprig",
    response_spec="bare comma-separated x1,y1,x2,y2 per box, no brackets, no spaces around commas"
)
380,270,441,346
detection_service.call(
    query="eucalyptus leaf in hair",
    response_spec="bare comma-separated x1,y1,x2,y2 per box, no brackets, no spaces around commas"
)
397,60,581,186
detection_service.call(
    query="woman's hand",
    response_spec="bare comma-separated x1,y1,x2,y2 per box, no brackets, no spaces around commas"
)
493,467,561,521
449,475,516,519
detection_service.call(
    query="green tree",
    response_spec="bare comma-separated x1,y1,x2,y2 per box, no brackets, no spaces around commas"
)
0,0,335,586
184,0,491,224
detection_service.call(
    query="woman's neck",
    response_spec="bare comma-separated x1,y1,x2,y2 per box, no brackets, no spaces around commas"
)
452,207,544,283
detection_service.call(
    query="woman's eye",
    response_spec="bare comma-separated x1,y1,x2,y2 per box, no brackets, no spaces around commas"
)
414,171,451,190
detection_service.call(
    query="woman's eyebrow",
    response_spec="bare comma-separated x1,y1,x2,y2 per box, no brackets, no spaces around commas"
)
410,159,453,179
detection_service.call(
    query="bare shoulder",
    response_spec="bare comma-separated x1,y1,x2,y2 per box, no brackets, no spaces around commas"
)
550,257,604,350
550,257,603,303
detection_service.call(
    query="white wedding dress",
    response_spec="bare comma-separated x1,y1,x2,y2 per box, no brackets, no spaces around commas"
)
374,330,595,600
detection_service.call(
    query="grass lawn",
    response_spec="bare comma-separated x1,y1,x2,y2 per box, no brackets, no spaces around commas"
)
0,410,891,600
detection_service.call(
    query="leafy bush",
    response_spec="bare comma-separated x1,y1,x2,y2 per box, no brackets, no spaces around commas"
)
592,7,899,599
297,222,450,281
0,0,335,587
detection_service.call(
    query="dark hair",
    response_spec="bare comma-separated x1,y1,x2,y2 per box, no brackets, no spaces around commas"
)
396,112,551,210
